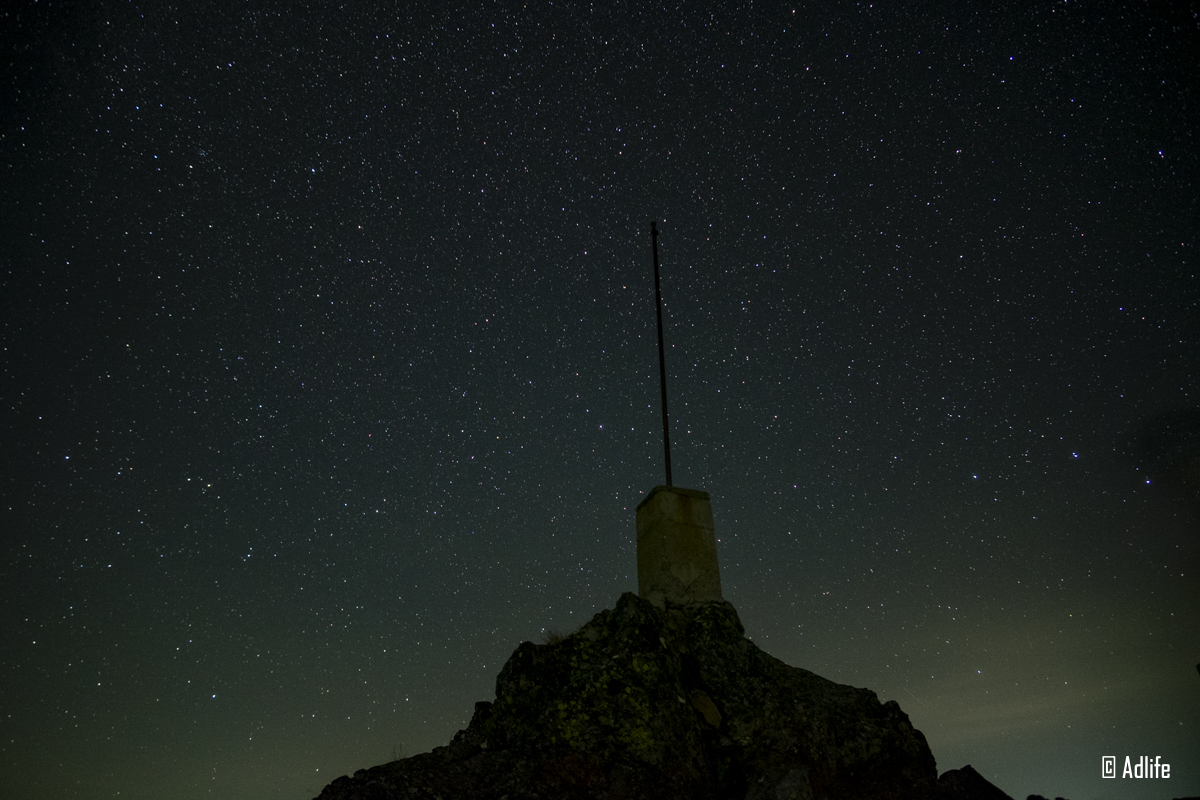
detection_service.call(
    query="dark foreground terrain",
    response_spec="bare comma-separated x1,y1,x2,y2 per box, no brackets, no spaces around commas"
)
315,592,1014,800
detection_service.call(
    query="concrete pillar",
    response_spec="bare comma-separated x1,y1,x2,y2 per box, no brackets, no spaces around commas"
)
636,486,723,607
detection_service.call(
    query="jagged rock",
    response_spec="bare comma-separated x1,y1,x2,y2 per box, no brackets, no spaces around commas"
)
932,765,1013,799
314,592,1010,800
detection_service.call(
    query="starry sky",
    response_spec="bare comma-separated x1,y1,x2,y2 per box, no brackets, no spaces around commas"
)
2,2,1197,799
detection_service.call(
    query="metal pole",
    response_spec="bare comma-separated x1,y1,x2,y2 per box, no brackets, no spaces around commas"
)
651,221,673,487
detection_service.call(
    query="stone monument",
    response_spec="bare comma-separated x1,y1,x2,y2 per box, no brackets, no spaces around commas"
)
638,223,724,607
636,485,723,606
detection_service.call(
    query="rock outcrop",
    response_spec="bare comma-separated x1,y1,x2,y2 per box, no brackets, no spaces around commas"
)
934,766,1013,800
314,592,1011,800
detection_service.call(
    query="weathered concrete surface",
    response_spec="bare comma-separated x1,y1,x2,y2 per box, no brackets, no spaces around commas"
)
636,485,723,606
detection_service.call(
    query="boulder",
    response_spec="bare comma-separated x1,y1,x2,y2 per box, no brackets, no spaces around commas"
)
315,592,1009,800
934,765,1013,799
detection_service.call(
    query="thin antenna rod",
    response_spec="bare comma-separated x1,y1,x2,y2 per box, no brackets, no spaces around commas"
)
651,220,673,487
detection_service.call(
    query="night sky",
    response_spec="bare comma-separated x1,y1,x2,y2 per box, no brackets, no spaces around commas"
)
3,2,1197,799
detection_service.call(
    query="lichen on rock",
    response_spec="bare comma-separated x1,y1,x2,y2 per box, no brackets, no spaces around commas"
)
313,592,1009,800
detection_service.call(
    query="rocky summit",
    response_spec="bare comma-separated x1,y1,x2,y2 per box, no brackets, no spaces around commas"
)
314,592,1011,800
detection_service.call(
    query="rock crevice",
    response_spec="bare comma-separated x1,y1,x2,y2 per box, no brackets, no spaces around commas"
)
314,592,1009,800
